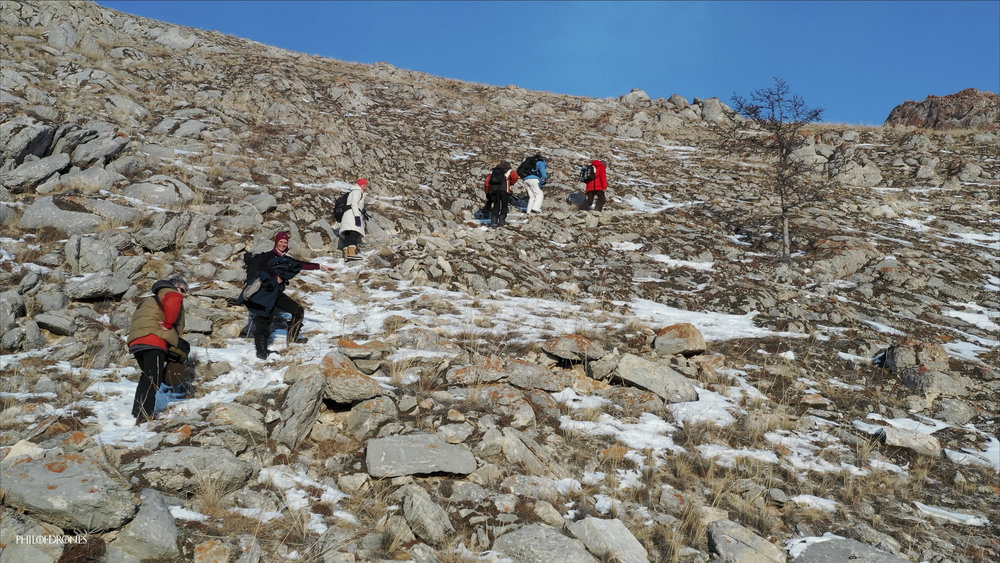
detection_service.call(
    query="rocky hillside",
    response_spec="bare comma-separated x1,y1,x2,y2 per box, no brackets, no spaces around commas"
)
1,1,998,562
885,88,1000,130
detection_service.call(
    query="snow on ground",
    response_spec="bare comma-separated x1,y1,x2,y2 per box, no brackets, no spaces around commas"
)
648,254,715,271
913,502,990,526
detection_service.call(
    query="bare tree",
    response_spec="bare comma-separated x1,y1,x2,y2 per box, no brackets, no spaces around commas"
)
723,77,824,262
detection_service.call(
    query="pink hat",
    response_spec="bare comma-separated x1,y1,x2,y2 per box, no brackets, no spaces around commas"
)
275,231,291,243
357,178,369,187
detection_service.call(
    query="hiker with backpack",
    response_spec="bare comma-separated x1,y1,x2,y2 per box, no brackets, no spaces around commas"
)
339,178,369,261
517,153,548,215
239,231,335,360
484,162,519,228
126,276,189,424
581,159,608,211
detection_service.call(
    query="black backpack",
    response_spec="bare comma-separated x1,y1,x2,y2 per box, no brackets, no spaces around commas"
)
517,153,543,179
243,250,271,283
579,164,596,183
333,192,349,222
488,166,508,193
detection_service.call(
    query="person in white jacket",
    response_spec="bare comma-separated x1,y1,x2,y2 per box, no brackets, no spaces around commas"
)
340,178,368,261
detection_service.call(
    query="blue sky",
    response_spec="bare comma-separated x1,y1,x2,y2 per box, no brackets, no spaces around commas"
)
96,1,999,126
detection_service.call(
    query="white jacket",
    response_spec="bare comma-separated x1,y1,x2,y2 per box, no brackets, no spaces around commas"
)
340,186,367,236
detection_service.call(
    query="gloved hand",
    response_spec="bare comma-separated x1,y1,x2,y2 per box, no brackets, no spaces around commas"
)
355,216,362,227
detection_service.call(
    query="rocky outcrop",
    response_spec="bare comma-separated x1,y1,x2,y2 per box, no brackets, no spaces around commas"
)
885,88,1000,130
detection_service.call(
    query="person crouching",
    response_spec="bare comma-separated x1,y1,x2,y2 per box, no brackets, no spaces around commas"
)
127,276,188,424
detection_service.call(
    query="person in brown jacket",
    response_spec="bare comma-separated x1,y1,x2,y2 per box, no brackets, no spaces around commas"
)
127,276,188,424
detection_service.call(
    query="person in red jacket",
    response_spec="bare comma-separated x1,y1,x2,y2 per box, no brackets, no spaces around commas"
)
484,162,519,227
126,276,188,424
584,159,608,211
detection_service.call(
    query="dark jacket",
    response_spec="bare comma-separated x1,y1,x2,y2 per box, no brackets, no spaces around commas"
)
241,255,308,316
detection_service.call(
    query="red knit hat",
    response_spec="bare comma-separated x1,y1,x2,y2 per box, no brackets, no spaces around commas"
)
357,178,368,187
275,231,291,243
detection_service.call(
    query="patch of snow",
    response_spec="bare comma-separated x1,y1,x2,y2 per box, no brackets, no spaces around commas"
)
170,506,209,521
610,241,644,251
790,494,838,512
695,444,780,467
648,254,715,271
666,388,738,428
942,302,999,332
913,502,989,526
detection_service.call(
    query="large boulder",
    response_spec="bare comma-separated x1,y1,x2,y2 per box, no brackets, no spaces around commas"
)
708,518,786,563
107,488,180,560
57,166,125,193
494,523,598,563
65,235,118,273
1,453,138,531
64,271,132,300
129,446,253,494
70,134,128,167
123,175,194,206
566,517,649,563
401,484,454,545
653,323,706,356
1,153,70,193
542,335,606,362
0,289,26,331
795,537,910,563
613,353,698,403
0,116,55,168
321,350,386,403
17,196,102,234
366,434,477,477
272,365,326,449
0,508,66,562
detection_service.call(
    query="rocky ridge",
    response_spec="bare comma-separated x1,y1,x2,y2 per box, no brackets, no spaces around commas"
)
885,88,1000,130
1,1,998,562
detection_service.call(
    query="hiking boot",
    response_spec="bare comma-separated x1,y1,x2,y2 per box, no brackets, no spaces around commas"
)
345,245,361,261
254,328,273,359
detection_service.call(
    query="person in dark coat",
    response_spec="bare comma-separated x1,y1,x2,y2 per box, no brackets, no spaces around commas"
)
239,231,334,359
127,276,188,424
484,162,519,228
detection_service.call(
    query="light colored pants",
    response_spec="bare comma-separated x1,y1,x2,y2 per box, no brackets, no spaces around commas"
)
524,178,543,213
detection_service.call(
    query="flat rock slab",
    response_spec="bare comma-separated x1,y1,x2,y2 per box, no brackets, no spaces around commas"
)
494,523,598,563
708,518,786,563
614,353,698,403
132,446,253,494
795,537,910,563
542,335,606,362
2,453,137,531
18,196,102,235
567,517,650,563
366,433,476,477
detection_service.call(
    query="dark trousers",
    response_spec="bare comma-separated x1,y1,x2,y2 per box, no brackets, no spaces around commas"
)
132,349,166,420
585,190,606,211
489,190,509,225
252,292,305,351
343,230,362,248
